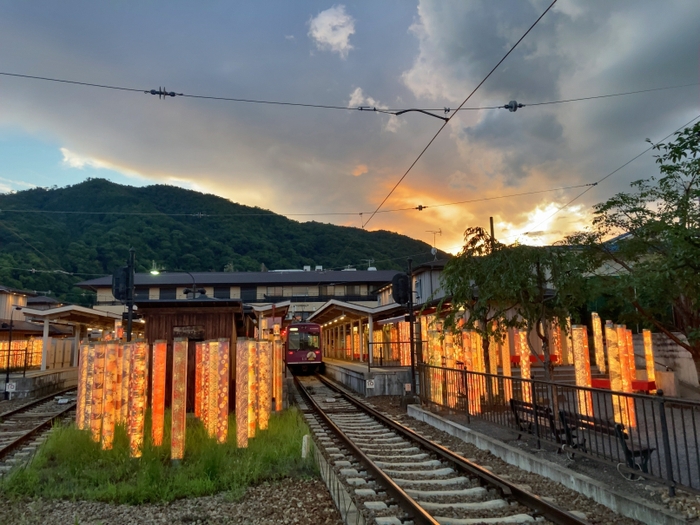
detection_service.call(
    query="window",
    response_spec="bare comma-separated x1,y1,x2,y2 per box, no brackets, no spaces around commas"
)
266,286,283,297
134,287,150,300
213,286,230,299
159,287,176,300
241,286,257,302
288,332,320,350
346,285,360,296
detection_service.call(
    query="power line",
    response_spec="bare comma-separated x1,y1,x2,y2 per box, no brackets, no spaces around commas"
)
509,112,700,243
361,0,559,229
2,70,695,117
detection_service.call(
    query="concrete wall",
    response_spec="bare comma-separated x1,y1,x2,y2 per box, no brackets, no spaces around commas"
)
1,367,78,399
633,332,699,399
323,360,412,397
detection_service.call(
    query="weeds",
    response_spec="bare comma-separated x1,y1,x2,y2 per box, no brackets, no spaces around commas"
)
0,408,316,504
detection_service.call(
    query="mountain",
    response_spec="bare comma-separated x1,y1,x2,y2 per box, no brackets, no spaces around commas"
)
0,179,448,304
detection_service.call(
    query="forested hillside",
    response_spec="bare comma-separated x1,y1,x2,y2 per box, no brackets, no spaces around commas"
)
0,179,447,304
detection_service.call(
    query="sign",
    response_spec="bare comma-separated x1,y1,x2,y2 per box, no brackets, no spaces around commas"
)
366,379,375,389
404,383,412,392
6,382,16,392
173,325,205,341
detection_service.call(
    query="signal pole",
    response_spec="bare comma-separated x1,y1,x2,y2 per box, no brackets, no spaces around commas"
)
407,258,416,396
126,248,135,342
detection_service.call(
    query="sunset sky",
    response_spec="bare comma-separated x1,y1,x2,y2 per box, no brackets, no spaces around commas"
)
0,1,698,255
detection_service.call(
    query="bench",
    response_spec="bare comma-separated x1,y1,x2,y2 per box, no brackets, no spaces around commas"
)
510,399,563,444
559,409,655,477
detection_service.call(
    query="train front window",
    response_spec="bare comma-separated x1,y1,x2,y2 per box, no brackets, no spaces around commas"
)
288,332,320,351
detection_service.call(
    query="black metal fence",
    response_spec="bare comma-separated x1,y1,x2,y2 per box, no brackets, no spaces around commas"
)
418,363,700,493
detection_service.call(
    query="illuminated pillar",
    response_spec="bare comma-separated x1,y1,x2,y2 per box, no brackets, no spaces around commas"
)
76,343,90,430
488,331,499,395
591,313,606,373
201,341,211,431
606,322,628,426
171,338,188,460
572,326,593,416
551,322,562,365
101,343,118,449
216,338,230,444
624,329,637,427
194,342,203,418
128,341,149,458
151,340,167,446
248,340,257,438
518,330,532,403
470,331,484,414
120,343,132,425
82,343,95,431
501,330,512,401
273,329,283,412
114,344,122,424
643,329,657,393
90,343,106,442
258,341,272,430
236,340,249,448
207,340,219,438
562,317,573,365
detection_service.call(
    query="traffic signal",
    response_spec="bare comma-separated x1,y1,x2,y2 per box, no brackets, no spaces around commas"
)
112,266,129,302
391,273,410,305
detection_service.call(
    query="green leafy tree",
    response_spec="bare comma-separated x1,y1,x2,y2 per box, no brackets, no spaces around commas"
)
568,121,700,372
440,228,591,381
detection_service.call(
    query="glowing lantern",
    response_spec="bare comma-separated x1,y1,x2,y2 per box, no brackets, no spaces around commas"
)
128,341,149,458
469,331,484,414
101,343,118,449
90,343,106,442
562,317,573,365
76,343,90,430
151,340,167,446
114,344,123,424
273,335,283,412
82,343,95,431
120,343,133,424
200,341,211,431
257,341,272,430
216,339,230,444
518,330,532,403
247,340,257,438
591,313,606,373
571,326,593,416
643,329,657,393
624,329,637,427
606,322,629,426
501,330,512,402
194,342,203,418
487,329,499,395
171,338,188,460
236,340,249,448
550,321,562,364
207,340,219,438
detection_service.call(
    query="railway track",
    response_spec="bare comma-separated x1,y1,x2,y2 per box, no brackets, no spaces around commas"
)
0,388,77,474
295,374,590,525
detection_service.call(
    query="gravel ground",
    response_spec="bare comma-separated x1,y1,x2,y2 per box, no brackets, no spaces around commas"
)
0,478,344,525
365,396,667,525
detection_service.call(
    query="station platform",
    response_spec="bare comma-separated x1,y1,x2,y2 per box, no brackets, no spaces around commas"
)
0,367,78,399
322,357,413,397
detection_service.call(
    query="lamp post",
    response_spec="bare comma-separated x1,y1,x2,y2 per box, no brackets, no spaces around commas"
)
3,305,22,399
150,267,205,299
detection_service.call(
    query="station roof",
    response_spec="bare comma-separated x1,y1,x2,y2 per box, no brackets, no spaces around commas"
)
307,299,404,325
21,304,121,329
77,269,400,289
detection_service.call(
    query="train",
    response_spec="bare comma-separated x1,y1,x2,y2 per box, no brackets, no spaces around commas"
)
284,322,323,373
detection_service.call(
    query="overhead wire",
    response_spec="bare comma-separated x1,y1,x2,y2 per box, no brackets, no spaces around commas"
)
508,112,700,243
360,0,559,229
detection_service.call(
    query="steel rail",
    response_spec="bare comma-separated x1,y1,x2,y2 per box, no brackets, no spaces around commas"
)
295,376,441,525
0,387,77,420
315,374,590,525
0,402,76,461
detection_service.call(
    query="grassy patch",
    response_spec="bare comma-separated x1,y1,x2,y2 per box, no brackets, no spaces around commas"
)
0,408,316,504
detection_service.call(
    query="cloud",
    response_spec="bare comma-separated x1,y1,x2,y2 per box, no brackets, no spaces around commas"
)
308,5,355,58
347,87,404,133
352,164,368,177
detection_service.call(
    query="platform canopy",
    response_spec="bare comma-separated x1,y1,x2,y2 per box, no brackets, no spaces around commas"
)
307,299,403,325
21,304,121,330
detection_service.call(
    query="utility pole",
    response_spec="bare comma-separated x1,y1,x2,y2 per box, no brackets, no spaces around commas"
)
489,217,495,251
407,258,417,396
126,248,135,342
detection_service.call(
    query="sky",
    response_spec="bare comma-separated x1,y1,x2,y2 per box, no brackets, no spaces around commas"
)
0,0,698,255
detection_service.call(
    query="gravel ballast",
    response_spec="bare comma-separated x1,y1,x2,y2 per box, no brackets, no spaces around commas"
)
0,478,344,524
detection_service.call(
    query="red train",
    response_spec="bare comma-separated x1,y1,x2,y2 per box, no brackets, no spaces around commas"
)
284,322,323,373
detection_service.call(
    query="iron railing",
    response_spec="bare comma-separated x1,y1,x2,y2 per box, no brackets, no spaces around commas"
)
418,363,700,493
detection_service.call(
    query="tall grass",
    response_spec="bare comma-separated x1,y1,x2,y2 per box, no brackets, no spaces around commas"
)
0,408,316,504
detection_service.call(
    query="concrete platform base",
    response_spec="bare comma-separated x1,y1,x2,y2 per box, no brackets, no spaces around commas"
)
323,358,413,397
407,405,686,525
1,367,78,399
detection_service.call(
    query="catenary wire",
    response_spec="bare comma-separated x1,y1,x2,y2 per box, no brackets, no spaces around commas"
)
2,70,696,116
508,112,700,243
361,0,558,229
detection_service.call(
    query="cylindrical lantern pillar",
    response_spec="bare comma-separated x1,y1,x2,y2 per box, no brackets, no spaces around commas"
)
518,330,532,403
194,342,203,418
171,338,188,461
258,341,272,429
128,341,149,458
248,340,257,438
572,326,593,416
642,329,657,393
101,343,118,449
591,313,605,373
89,343,106,442
236,339,249,448
207,340,220,438
151,340,167,446
76,343,90,430
216,339,230,444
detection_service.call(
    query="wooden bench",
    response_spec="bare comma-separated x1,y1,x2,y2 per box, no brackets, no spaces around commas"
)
559,409,655,477
509,399,563,444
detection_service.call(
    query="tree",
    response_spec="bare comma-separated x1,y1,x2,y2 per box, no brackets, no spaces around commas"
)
440,227,591,381
567,121,700,372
